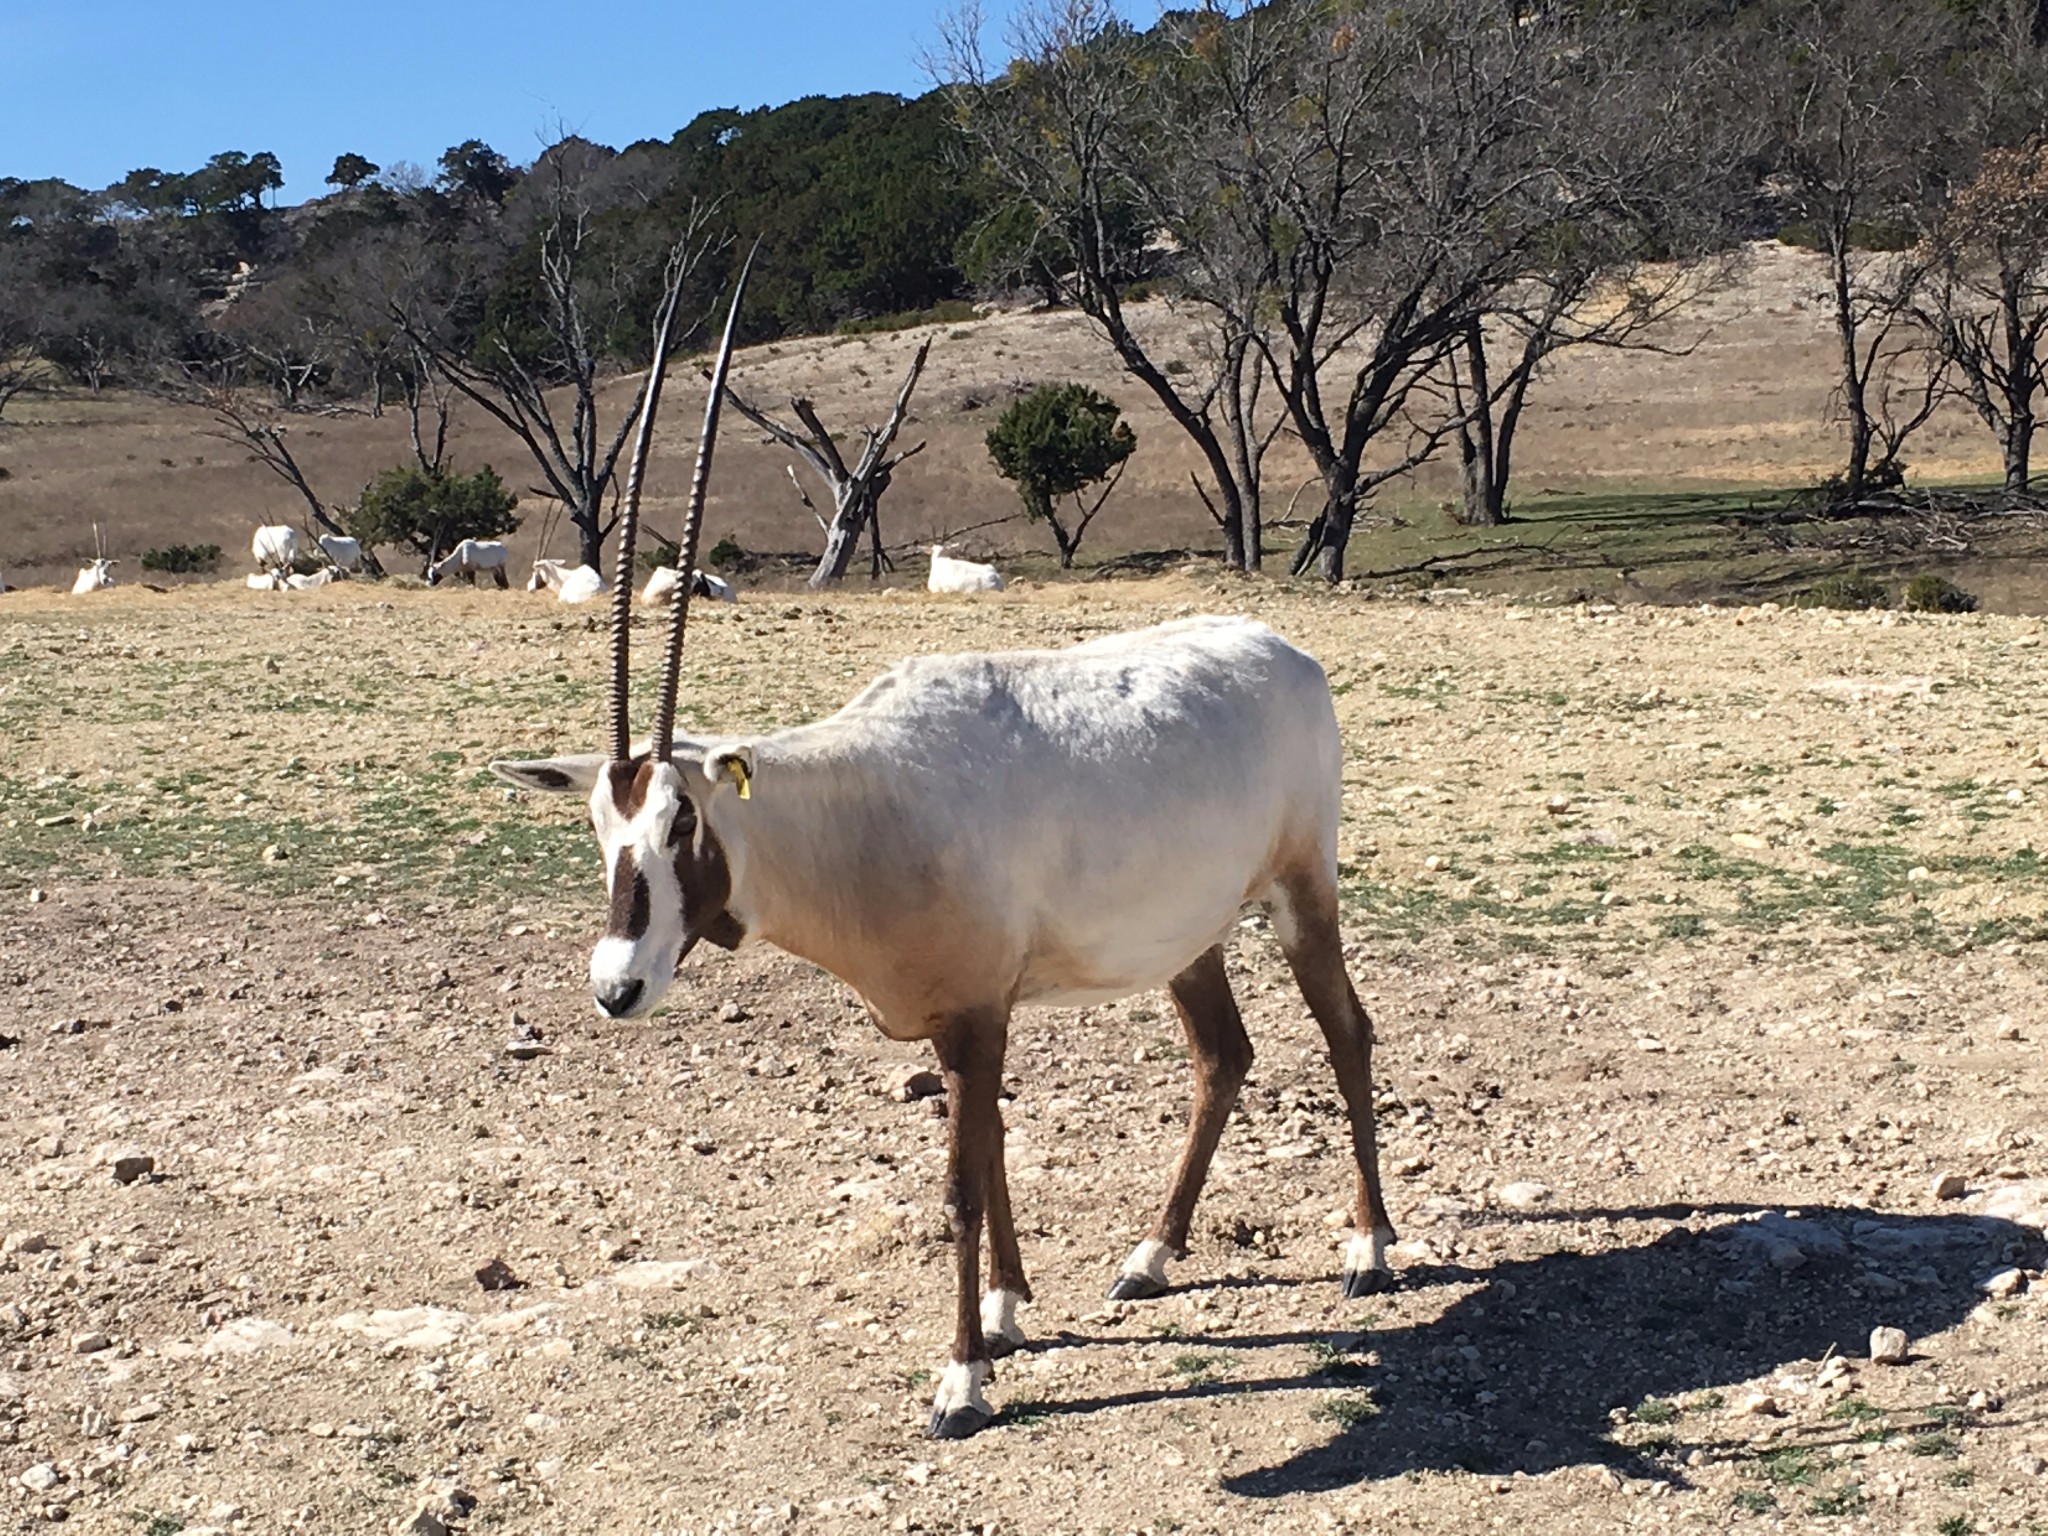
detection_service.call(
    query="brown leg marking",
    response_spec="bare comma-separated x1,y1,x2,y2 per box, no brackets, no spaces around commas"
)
929,1007,1008,1437
982,1101,1032,1358
1110,944,1252,1300
1275,871,1397,1298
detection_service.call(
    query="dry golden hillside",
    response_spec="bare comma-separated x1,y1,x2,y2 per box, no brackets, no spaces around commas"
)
0,242,2017,592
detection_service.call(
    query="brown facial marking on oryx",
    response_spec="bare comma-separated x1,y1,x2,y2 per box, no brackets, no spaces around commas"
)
606,759,652,819
608,849,652,940
673,816,740,948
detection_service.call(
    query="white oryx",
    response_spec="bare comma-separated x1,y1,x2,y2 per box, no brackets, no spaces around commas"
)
927,545,1005,593
527,559,607,604
251,524,300,576
425,539,510,588
71,559,116,594
286,568,343,590
639,566,736,605
316,534,365,571
245,572,284,591
491,256,1395,1442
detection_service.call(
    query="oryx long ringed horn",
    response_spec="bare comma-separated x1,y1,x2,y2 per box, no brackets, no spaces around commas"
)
651,238,759,762
607,246,694,762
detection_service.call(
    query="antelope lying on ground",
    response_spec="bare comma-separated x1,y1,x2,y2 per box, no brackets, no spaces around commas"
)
246,572,283,591
286,568,343,590
927,545,1004,593
528,559,607,603
492,256,1396,1440
71,559,116,594
251,524,299,575
640,566,736,605
424,540,510,588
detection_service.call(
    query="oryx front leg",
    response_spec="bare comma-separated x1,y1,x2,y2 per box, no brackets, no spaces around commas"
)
1112,946,1250,1301
928,1009,1009,1439
1273,873,1397,1298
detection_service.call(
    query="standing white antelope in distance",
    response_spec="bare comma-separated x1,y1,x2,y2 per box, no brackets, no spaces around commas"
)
490,254,1399,1441
251,524,299,577
425,539,510,588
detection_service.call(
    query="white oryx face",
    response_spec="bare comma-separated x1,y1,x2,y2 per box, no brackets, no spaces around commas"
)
490,750,750,1018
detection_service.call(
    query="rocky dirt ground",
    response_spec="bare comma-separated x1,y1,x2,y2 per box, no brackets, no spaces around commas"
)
2,580,2046,1535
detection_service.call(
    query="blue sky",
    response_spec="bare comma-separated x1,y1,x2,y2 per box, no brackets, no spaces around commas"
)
3,0,1092,203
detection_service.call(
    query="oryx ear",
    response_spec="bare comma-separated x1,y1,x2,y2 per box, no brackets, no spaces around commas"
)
703,744,756,801
491,754,605,796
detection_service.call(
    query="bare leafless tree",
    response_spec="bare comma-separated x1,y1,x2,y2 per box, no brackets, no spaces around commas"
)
194,383,387,576
1916,141,2048,496
942,0,1270,569
724,338,931,586
0,253,46,420
951,0,1724,579
1754,0,1959,505
392,147,722,571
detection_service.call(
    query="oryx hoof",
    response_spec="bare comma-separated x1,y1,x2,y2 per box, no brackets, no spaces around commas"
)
1107,1272,1168,1301
986,1331,1022,1360
928,1403,993,1440
1341,1266,1396,1300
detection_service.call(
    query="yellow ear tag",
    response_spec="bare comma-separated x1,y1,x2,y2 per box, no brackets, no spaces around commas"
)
728,760,751,800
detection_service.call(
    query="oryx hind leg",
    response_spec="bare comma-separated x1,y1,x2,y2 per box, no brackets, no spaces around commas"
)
1111,944,1250,1301
981,1133,1030,1359
1270,869,1397,1298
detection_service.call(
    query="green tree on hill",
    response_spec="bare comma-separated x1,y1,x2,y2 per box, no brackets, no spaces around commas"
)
985,383,1136,568
327,153,380,190
347,463,520,565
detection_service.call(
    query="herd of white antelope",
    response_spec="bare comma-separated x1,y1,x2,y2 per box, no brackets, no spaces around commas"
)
8,526,1007,601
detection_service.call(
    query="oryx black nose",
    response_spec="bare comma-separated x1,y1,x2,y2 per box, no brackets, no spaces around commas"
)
595,979,644,1018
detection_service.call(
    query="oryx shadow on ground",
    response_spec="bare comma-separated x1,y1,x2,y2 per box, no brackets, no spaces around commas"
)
1014,1202,2043,1495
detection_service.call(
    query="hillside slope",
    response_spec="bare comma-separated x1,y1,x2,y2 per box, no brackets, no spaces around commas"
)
0,242,2008,588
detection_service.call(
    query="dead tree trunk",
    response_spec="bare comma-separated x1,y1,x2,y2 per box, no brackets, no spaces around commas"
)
723,339,932,588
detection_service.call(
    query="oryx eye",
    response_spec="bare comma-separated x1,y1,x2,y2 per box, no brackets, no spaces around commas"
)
666,801,697,848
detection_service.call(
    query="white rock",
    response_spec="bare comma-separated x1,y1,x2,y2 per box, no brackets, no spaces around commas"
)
19,1464,61,1492
1,1232,51,1256
328,1307,468,1353
1734,1391,1782,1417
1931,1172,1967,1200
1497,1181,1553,1212
2013,1453,2047,1477
70,1330,111,1354
202,1317,296,1356
1868,1326,1910,1364
1979,1267,2026,1298
1978,1180,2048,1232
612,1259,714,1290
